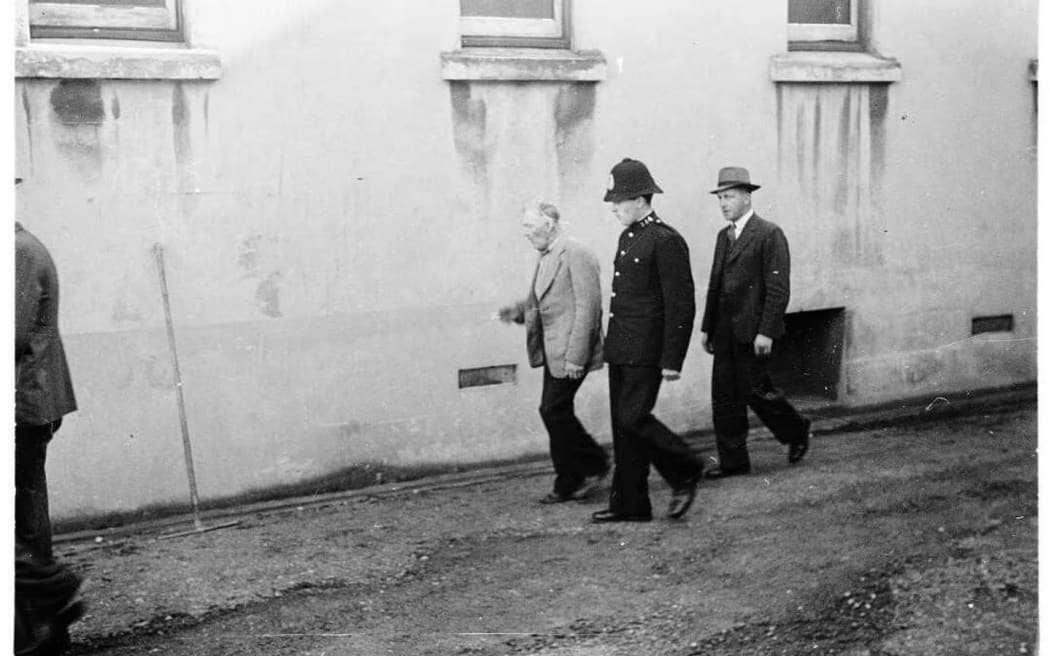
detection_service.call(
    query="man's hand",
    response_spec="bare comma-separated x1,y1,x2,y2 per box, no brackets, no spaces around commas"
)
565,362,585,380
661,369,681,381
497,306,517,323
754,334,773,357
701,331,714,355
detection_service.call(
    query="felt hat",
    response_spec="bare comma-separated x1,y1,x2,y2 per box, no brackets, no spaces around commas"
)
709,166,761,194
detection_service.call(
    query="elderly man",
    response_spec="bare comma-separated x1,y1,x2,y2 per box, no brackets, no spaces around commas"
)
700,167,811,478
499,201,608,503
592,158,703,523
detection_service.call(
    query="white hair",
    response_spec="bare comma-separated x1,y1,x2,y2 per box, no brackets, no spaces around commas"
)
523,200,560,225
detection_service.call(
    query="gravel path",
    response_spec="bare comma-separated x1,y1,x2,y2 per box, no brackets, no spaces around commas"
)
63,402,1036,655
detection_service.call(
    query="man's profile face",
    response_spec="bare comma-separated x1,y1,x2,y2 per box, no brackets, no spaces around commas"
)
521,211,554,252
610,198,644,227
717,187,751,222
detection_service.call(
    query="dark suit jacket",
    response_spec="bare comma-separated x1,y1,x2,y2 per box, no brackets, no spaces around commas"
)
506,238,604,378
16,223,76,426
604,213,695,371
700,214,790,344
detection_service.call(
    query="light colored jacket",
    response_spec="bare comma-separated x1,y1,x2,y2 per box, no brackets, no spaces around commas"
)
506,237,604,378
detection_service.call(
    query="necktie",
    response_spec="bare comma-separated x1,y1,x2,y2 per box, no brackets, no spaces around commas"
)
727,224,737,247
535,250,551,296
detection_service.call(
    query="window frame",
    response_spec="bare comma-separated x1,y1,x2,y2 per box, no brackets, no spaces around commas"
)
460,0,570,50
29,0,183,42
788,0,868,52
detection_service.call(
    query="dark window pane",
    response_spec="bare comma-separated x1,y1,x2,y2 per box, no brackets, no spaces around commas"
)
461,0,554,19
789,0,851,24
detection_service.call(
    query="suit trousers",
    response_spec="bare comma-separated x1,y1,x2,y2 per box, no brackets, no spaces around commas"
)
607,364,701,516
16,420,61,563
540,367,608,496
711,324,807,472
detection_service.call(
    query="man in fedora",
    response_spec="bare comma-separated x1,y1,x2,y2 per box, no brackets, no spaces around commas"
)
592,158,703,523
700,167,811,479
498,200,608,504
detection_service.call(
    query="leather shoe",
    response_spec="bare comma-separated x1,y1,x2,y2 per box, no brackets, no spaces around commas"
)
591,509,652,523
570,471,607,501
704,466,750,479
788,419,812,464
667,475,700,519
539,492,572,504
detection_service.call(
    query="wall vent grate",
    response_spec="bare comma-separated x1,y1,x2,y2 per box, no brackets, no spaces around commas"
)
972,314,1014,335
459,364,517,389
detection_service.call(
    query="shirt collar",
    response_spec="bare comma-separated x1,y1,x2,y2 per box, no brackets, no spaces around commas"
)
732,209,754,235
540,236,560,256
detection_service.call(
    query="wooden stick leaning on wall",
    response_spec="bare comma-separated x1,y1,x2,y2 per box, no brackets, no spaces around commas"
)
152,243,239,539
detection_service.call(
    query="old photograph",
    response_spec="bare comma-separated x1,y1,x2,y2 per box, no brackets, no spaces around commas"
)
12,1,1038,654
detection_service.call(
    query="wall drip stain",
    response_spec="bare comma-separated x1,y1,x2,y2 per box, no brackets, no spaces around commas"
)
50,80,105,125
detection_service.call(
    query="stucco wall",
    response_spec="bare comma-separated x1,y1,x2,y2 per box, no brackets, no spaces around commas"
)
14,0,1037,520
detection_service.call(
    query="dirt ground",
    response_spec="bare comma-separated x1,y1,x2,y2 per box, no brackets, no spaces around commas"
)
61,401,1036,656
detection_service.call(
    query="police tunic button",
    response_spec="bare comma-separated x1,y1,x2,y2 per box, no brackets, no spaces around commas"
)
634,257,639,263
628,232,634,238
611,292,616,298
620,250,626,256
614,271,620,277
609,312,614,318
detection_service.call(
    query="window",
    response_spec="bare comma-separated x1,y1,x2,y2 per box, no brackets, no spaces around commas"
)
29,0,182,42
460,0,569,49
788,0,865,51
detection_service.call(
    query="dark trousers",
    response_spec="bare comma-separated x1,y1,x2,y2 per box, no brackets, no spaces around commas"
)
711,325,807,472
540,368,608,496
16,420,60,563
607,364,701,516
15,541,83,655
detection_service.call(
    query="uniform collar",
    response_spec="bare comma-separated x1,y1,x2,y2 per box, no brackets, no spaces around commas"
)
631,212,660,230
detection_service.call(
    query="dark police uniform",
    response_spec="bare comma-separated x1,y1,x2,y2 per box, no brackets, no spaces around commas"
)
604,212,702,518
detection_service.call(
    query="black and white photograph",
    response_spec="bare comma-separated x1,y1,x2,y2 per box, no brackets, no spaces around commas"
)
10,1,1040,654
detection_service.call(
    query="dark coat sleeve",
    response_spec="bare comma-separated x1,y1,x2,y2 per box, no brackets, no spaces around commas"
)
654,232,696,371
15,239,39,362
14,229,77,425
700,231,726,335
758,225,790,339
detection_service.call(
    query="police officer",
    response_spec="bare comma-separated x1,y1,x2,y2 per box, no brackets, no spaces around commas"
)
592,158,703,523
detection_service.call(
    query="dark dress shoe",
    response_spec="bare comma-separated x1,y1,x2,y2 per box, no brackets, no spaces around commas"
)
569,471,607,501
704,466,750,479
789,419,812,464
539,492,572,504
591,509,652,523
667,476,700,519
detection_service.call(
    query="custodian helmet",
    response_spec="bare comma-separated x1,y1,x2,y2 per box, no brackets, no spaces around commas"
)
603,158,663,203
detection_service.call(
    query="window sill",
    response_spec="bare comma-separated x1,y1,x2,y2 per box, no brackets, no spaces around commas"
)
770,51,901,84
16,43,222,80
440,48,606,82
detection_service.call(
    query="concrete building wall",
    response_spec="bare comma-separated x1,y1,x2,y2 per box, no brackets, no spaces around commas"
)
14,0,1037,520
